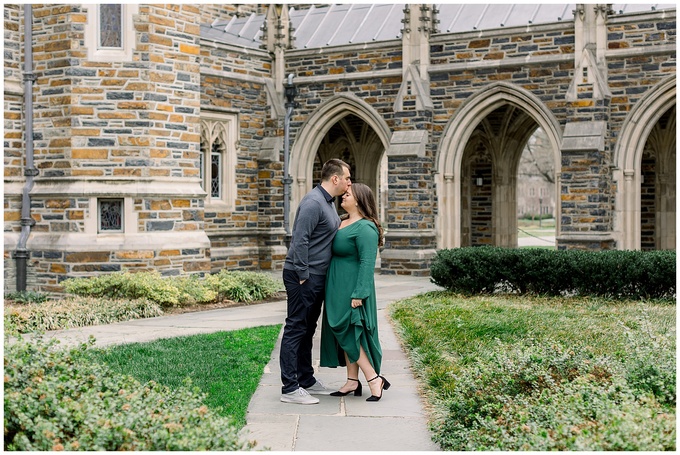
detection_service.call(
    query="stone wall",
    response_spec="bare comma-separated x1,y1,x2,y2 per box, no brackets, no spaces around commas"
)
4,4,210,292
200,38,279,272
3,5,676,290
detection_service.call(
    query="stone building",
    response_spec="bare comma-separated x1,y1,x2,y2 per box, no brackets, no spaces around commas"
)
3,4,676,292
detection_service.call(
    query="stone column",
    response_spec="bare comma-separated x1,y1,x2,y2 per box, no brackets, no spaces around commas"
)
656,171,676,250
559,121,615,250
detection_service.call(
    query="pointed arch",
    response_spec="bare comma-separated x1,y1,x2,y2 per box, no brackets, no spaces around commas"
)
290,93,391,212
435,82,562,248
614,76,676,250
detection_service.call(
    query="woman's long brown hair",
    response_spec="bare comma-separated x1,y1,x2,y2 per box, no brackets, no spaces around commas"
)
351,183,384,247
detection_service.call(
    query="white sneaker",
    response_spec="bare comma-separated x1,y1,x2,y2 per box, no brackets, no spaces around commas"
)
305,379,332,395
280,387,320,405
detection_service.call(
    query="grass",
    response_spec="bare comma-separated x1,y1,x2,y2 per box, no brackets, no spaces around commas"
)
390,292,676,450
518,218,555,239
87,324,282,429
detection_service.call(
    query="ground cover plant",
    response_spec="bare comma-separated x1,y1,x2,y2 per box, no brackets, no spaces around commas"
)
87,325,282,429
4,335,256,451
389,292,676,451
5,270,283,333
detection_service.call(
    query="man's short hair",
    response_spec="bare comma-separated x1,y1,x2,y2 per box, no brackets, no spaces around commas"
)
320,159,350,182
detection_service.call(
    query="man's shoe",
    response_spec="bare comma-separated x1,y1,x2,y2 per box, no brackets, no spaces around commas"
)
305,379,332,395
280,387,319,405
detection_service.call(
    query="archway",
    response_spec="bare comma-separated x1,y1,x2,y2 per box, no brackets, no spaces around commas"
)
435,82,563,249
614,76,676,250
290,93,391,222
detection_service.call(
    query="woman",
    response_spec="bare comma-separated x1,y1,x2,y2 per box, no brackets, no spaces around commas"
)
320,183,390,401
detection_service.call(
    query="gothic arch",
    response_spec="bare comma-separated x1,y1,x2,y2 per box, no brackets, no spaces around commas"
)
614,76,676,250
435,82,563,248
290,93,391,214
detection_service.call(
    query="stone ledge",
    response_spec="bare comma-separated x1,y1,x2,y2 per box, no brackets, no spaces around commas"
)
25,231,210,251
380,248,437,261
30,179,207,198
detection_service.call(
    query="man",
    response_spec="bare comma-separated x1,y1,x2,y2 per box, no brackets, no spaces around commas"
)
280,159,351,404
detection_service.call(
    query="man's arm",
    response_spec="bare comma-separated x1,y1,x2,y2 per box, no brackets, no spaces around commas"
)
290,199,321,282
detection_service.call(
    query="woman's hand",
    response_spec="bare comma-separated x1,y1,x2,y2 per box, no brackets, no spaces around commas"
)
351,298,363,308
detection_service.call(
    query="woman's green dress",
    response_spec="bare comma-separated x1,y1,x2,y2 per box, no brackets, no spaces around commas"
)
320,219,382,373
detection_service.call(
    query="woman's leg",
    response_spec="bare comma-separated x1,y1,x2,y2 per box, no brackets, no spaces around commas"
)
355,345,384,397
336,352,361,393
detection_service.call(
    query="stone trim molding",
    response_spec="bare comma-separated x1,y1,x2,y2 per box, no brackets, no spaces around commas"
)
259,136,283,162
561,121,607,152
29,179,206,198
387,130,428,158
25,231,210,252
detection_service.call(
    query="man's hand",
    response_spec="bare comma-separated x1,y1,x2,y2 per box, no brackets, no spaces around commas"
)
300,279,306,285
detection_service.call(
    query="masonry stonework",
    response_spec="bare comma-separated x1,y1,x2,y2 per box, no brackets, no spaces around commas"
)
3,4,676,291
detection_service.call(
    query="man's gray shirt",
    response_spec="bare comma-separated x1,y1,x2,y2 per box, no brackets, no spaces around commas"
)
284,185,340,281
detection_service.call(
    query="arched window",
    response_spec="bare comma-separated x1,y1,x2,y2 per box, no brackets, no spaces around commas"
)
200,112,238,209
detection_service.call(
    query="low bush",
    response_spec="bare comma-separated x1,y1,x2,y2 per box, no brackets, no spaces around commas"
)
4,335,252,451
4,290,49,304
5,296,163,333
430,247,675,300
205,270,282,303
61,270,281,308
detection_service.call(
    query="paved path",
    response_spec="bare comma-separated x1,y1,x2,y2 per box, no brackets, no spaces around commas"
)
39,273,444,451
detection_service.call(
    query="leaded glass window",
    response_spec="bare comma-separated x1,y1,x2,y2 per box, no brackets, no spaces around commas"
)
211,142,223,198
99,199,123,232
99,4,123,49
199,113,237,209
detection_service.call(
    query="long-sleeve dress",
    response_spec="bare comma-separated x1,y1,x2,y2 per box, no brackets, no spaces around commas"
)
320,219,382,373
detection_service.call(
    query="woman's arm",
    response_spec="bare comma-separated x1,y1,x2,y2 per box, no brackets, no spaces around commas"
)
350,222,379,301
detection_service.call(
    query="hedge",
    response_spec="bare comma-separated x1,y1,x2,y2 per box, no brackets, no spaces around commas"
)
430,247,675,300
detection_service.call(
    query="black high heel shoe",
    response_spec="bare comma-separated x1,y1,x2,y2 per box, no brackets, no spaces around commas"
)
330,378,362,397
366,375,391,401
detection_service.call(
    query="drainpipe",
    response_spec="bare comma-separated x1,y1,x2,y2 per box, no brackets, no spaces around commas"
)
283,73,298,249
14,4,37,292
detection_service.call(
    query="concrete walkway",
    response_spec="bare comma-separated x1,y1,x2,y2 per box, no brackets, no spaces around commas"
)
39,273,444,451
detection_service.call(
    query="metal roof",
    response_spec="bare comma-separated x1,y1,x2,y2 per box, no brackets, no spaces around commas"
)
202,4,676,49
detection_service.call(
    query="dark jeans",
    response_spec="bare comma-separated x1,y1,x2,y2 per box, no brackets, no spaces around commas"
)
280,269,325,394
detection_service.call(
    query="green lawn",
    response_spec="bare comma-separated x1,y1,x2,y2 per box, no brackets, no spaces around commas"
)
390,293,676,451
88,324,281,429
518,218,555,238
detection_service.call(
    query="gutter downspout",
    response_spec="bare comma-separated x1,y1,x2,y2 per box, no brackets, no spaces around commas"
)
283,74,296,249
14,4,37,292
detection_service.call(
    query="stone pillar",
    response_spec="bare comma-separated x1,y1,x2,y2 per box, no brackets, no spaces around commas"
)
380,4,439,275
656,171,676,250
558,121,615,250
383,130,436,276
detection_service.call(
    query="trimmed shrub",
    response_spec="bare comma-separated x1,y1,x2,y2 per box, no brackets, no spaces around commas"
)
4,336,252,451
430,247,675,300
